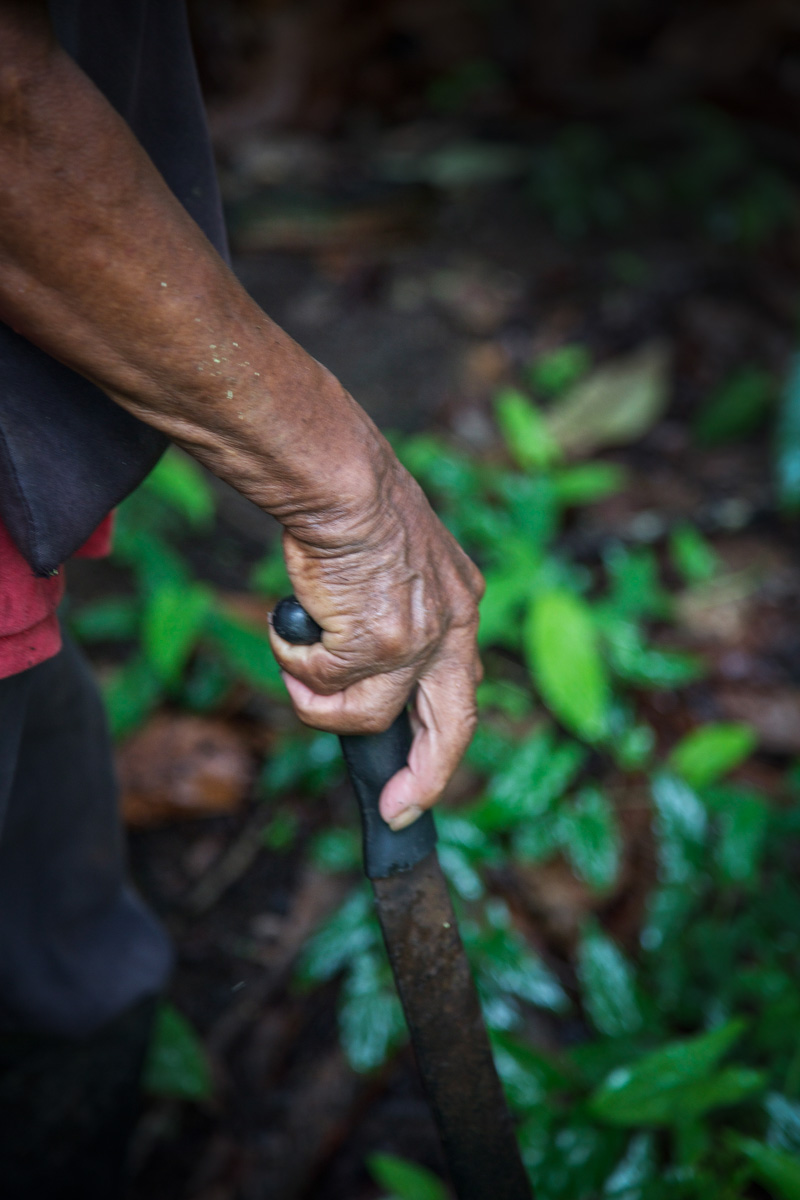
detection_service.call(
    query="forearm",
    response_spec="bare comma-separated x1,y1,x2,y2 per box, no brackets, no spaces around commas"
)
0,6,390,543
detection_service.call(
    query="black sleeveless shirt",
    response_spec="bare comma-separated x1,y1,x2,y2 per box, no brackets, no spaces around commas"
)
0,0,228,576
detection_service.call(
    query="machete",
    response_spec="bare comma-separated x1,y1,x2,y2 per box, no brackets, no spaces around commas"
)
273,596,533,1200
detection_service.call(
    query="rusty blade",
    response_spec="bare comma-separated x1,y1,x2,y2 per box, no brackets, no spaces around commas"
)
374,852,533,1200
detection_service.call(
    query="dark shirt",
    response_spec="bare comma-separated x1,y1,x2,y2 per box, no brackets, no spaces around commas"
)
0,0,227,577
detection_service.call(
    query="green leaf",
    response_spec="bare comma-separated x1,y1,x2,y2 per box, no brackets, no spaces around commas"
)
261,730,343,797
495,388,561,470
103,655,162,739
478,543,542,650
651,773,707,884
668,724,756,789
471,728,586,832
669,524,719,585
546,342,669,457
142,449,215,527
142,582,212,686
604,546,671,621
367,1153,448,1200
775,351,800,512
310,826,361,873
143,1002,213,1102
339,950,406,1073
491,1031,572,1111
732,1135,800,1200
703,784,769,884
296,887,377,985
602,618,703,690
250,546,291,597
560,786,621,891
693,365,774,447
69,596,140,642
204,606,285,696
526,343,592,396
767,1093,800,1155
553,462,627,506
676,1066,765,1121
588,1019,746,1126
578,924,643,1037
525,590,610,742
603,1133,656,1198
469,901,570,1015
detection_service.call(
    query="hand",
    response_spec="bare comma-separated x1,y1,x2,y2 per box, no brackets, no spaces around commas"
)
267,451,484,831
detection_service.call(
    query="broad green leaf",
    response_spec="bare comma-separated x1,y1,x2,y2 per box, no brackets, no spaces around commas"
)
578,924,643,1038
525,590,610,742
142,581,212,685
589,1019,746,1126
767,1093,800,1155
496,473,560,547
775,351,800,512
310,826,361,873
250,546,291,597
261,730,343,797
295,887,377,985
478,547,541,651
676,1066,765,1121
669,524,719,585
495,387,561,470
526,343,592,396
491,1031,572,1112
733,1135,800,1200
651,773,707,884
560,787,621,891
703,784,769,884
204,606,284,695
367,1153,448,1200
602,618,703,690
103,654,162,739
603,1133,655,1198
339,950,406,1072
69,596,140,642
143,449,215,527
546,342,669,457
471,728,586,832
603,546,671,621
143,1002,213,1102
553,462,627,506
668,724,756,789
470,901,570,1015
693,365,774,447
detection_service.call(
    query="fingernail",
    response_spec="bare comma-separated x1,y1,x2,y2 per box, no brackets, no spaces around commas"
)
388,805,423,832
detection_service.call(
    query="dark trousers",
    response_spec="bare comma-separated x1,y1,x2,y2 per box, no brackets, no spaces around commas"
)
0,631,171,1035
0,633,171,1197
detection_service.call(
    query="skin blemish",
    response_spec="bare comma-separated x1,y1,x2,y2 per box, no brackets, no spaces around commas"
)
227,390,233,399
160,281,167,287
213,357,221,363
232,342,239,347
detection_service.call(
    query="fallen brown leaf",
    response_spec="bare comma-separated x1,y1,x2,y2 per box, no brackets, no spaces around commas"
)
119,714,254,827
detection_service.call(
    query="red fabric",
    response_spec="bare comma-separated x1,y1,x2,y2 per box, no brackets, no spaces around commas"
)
0,513,114,679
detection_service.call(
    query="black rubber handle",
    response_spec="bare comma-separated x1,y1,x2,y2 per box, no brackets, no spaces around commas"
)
272,596,437,879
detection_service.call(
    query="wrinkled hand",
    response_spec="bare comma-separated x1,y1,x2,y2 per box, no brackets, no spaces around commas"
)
267,454,484,831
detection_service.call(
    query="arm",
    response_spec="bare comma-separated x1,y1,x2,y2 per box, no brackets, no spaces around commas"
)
0,2,483,829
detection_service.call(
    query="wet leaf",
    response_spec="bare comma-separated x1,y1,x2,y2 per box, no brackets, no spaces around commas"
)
69,596,140,642
526,343,592,396
668,724,757,789
339,950,406,1073
602,618,703,689
103,655,162,740
470,901,570,1015
732,1135,800,1199
775,351,800,512
546,343,669,457
669,524,719,585
143,1002,213,1102
261,730,343,797
491,1031,572,1111
204,606,285,696
142,449,215,527
553,462,627,506
578,924,643,1037
766,1093,800,1155
589,1019,745,1126
296,887,377,985
471,728,586,832
495,387,560,470
651,773,707,884
560,787,621,891
142,581,212,685
703,785,769,885
525,590,610,742
676,1066,765,1121
603,1132,656,1198
367,1153,448,1200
